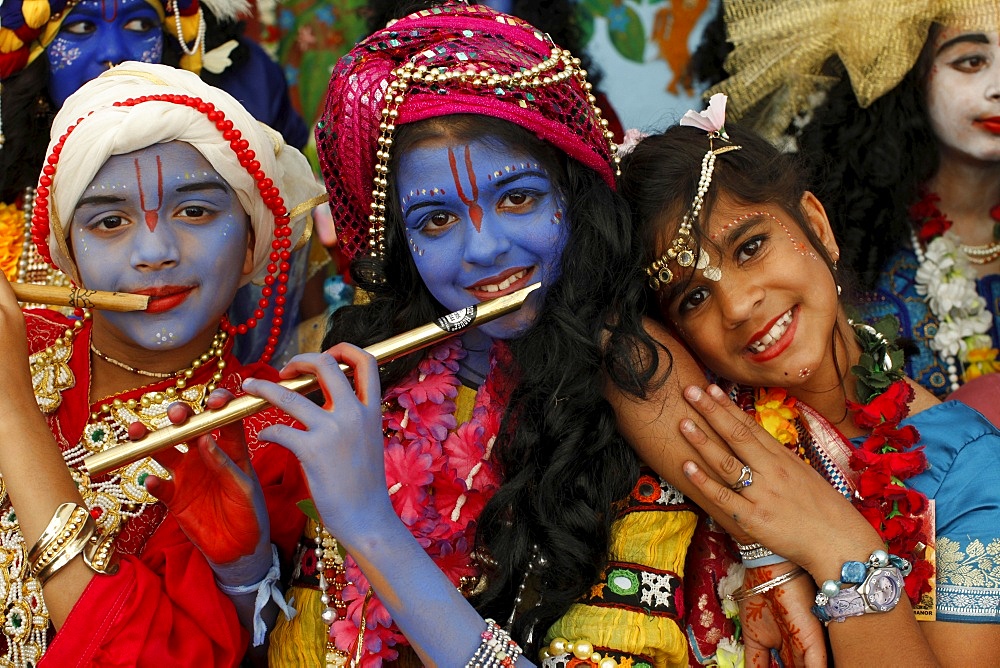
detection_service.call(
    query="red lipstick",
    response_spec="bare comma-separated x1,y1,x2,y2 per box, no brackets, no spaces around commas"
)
977,117,1000,134
745,307,799,363
135,286,194,314
466,267,534,300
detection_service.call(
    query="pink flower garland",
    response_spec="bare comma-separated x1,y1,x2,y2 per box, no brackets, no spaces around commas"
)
330,339,514,665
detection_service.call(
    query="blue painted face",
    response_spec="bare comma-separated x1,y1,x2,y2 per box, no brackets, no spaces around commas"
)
46,0,163,107
396,135,568,342
70,142,252,353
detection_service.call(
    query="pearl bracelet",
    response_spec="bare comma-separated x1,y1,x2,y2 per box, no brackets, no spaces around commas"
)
812,550,911,624
465,619,522,668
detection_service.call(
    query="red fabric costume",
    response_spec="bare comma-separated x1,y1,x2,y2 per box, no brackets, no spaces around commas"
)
11,309,308,666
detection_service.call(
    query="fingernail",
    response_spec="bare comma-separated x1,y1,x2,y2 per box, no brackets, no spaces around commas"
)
708,384,726,400
684,386,703,401
683,461,698,477
680,418,696,434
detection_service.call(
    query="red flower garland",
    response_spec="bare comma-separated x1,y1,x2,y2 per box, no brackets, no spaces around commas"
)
909,188,1000,244
846,380,933,603
746,376,934,604
330,339,515,666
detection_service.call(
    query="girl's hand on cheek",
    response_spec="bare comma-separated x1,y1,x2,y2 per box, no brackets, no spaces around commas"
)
679,384,884,580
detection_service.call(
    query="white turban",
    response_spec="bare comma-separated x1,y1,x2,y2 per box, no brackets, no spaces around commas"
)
41,61,325,287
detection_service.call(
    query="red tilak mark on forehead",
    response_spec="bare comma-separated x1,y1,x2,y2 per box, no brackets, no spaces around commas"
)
448,145,483,232
135,155,164,231
101,0,119,21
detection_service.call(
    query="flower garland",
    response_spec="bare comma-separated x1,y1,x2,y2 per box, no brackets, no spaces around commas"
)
749,317,933,604
909,190,1000,392
715,562,746,668
328,339,514,667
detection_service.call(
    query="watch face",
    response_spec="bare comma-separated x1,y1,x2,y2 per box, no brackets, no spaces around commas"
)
863,568,904,612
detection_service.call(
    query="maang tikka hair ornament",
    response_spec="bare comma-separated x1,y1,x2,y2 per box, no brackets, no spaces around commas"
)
646,93,742,291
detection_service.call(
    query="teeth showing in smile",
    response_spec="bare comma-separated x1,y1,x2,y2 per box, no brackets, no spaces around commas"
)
479,269,527,293
748,309,793,353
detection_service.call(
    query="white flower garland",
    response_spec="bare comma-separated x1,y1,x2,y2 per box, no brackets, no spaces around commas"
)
714,562,746,668
911,229,993,392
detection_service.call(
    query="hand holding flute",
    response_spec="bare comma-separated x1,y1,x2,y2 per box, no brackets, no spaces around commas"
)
84,283,540,475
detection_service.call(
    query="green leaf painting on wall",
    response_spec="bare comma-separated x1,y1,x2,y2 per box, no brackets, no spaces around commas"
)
580,0,711,96
580,0,645,63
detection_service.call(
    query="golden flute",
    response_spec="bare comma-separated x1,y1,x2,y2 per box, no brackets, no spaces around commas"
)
83,283,540,475
14,283,150,312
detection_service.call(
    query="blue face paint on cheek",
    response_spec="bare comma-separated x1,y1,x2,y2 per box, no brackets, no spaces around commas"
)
395,134,569,340
72,143,251,351
47,37,83,72
46,0,164,107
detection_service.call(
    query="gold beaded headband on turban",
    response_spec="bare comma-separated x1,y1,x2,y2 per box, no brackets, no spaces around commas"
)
710,0,1000,141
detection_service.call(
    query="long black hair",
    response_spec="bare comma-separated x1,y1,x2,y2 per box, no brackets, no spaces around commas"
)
620,123,839,302
0,58,55,203
324,114,659,651
795,27,940,290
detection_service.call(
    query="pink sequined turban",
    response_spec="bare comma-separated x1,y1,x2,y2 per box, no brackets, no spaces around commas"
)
316,1,619,262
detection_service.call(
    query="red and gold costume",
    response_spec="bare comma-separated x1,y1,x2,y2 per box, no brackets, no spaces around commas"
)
3,310,308,666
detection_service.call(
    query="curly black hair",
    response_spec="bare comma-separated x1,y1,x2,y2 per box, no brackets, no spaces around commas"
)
794,27,940,291
324,114,661,651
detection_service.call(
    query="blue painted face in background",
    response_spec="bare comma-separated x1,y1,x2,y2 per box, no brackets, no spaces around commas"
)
396,135,568,342
71,142,252,352
46,0,163,107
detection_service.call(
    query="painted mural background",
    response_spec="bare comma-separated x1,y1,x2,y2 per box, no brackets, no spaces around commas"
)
246,0,719,134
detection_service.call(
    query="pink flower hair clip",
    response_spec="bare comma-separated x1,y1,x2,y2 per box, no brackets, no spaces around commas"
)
680,93,730,140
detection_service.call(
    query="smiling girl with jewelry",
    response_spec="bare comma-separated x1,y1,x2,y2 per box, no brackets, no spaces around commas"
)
0,62,323,665
620,94,1000,665
704,0,1000,412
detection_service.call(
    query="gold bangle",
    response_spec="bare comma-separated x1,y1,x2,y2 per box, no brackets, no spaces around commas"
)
29,504,92,578
27,503,81,565
727,566,806,603
33,512,96,585
82,530,119,576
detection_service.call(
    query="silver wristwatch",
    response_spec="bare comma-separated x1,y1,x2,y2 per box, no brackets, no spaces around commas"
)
813,566,905,623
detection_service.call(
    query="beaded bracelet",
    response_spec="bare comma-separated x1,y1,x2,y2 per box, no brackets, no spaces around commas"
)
465,619,523,668
736,541,788,568
82,529,119,576
812,550,911,624
727,566,806,603
28,503,118,584
29,503,96,584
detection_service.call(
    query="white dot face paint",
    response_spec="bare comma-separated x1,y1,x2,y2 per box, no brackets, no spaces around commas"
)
396,134,569,342
46,0,164,107
70,142,251,352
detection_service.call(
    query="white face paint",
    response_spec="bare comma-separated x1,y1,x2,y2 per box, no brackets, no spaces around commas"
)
925,28,1000,165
